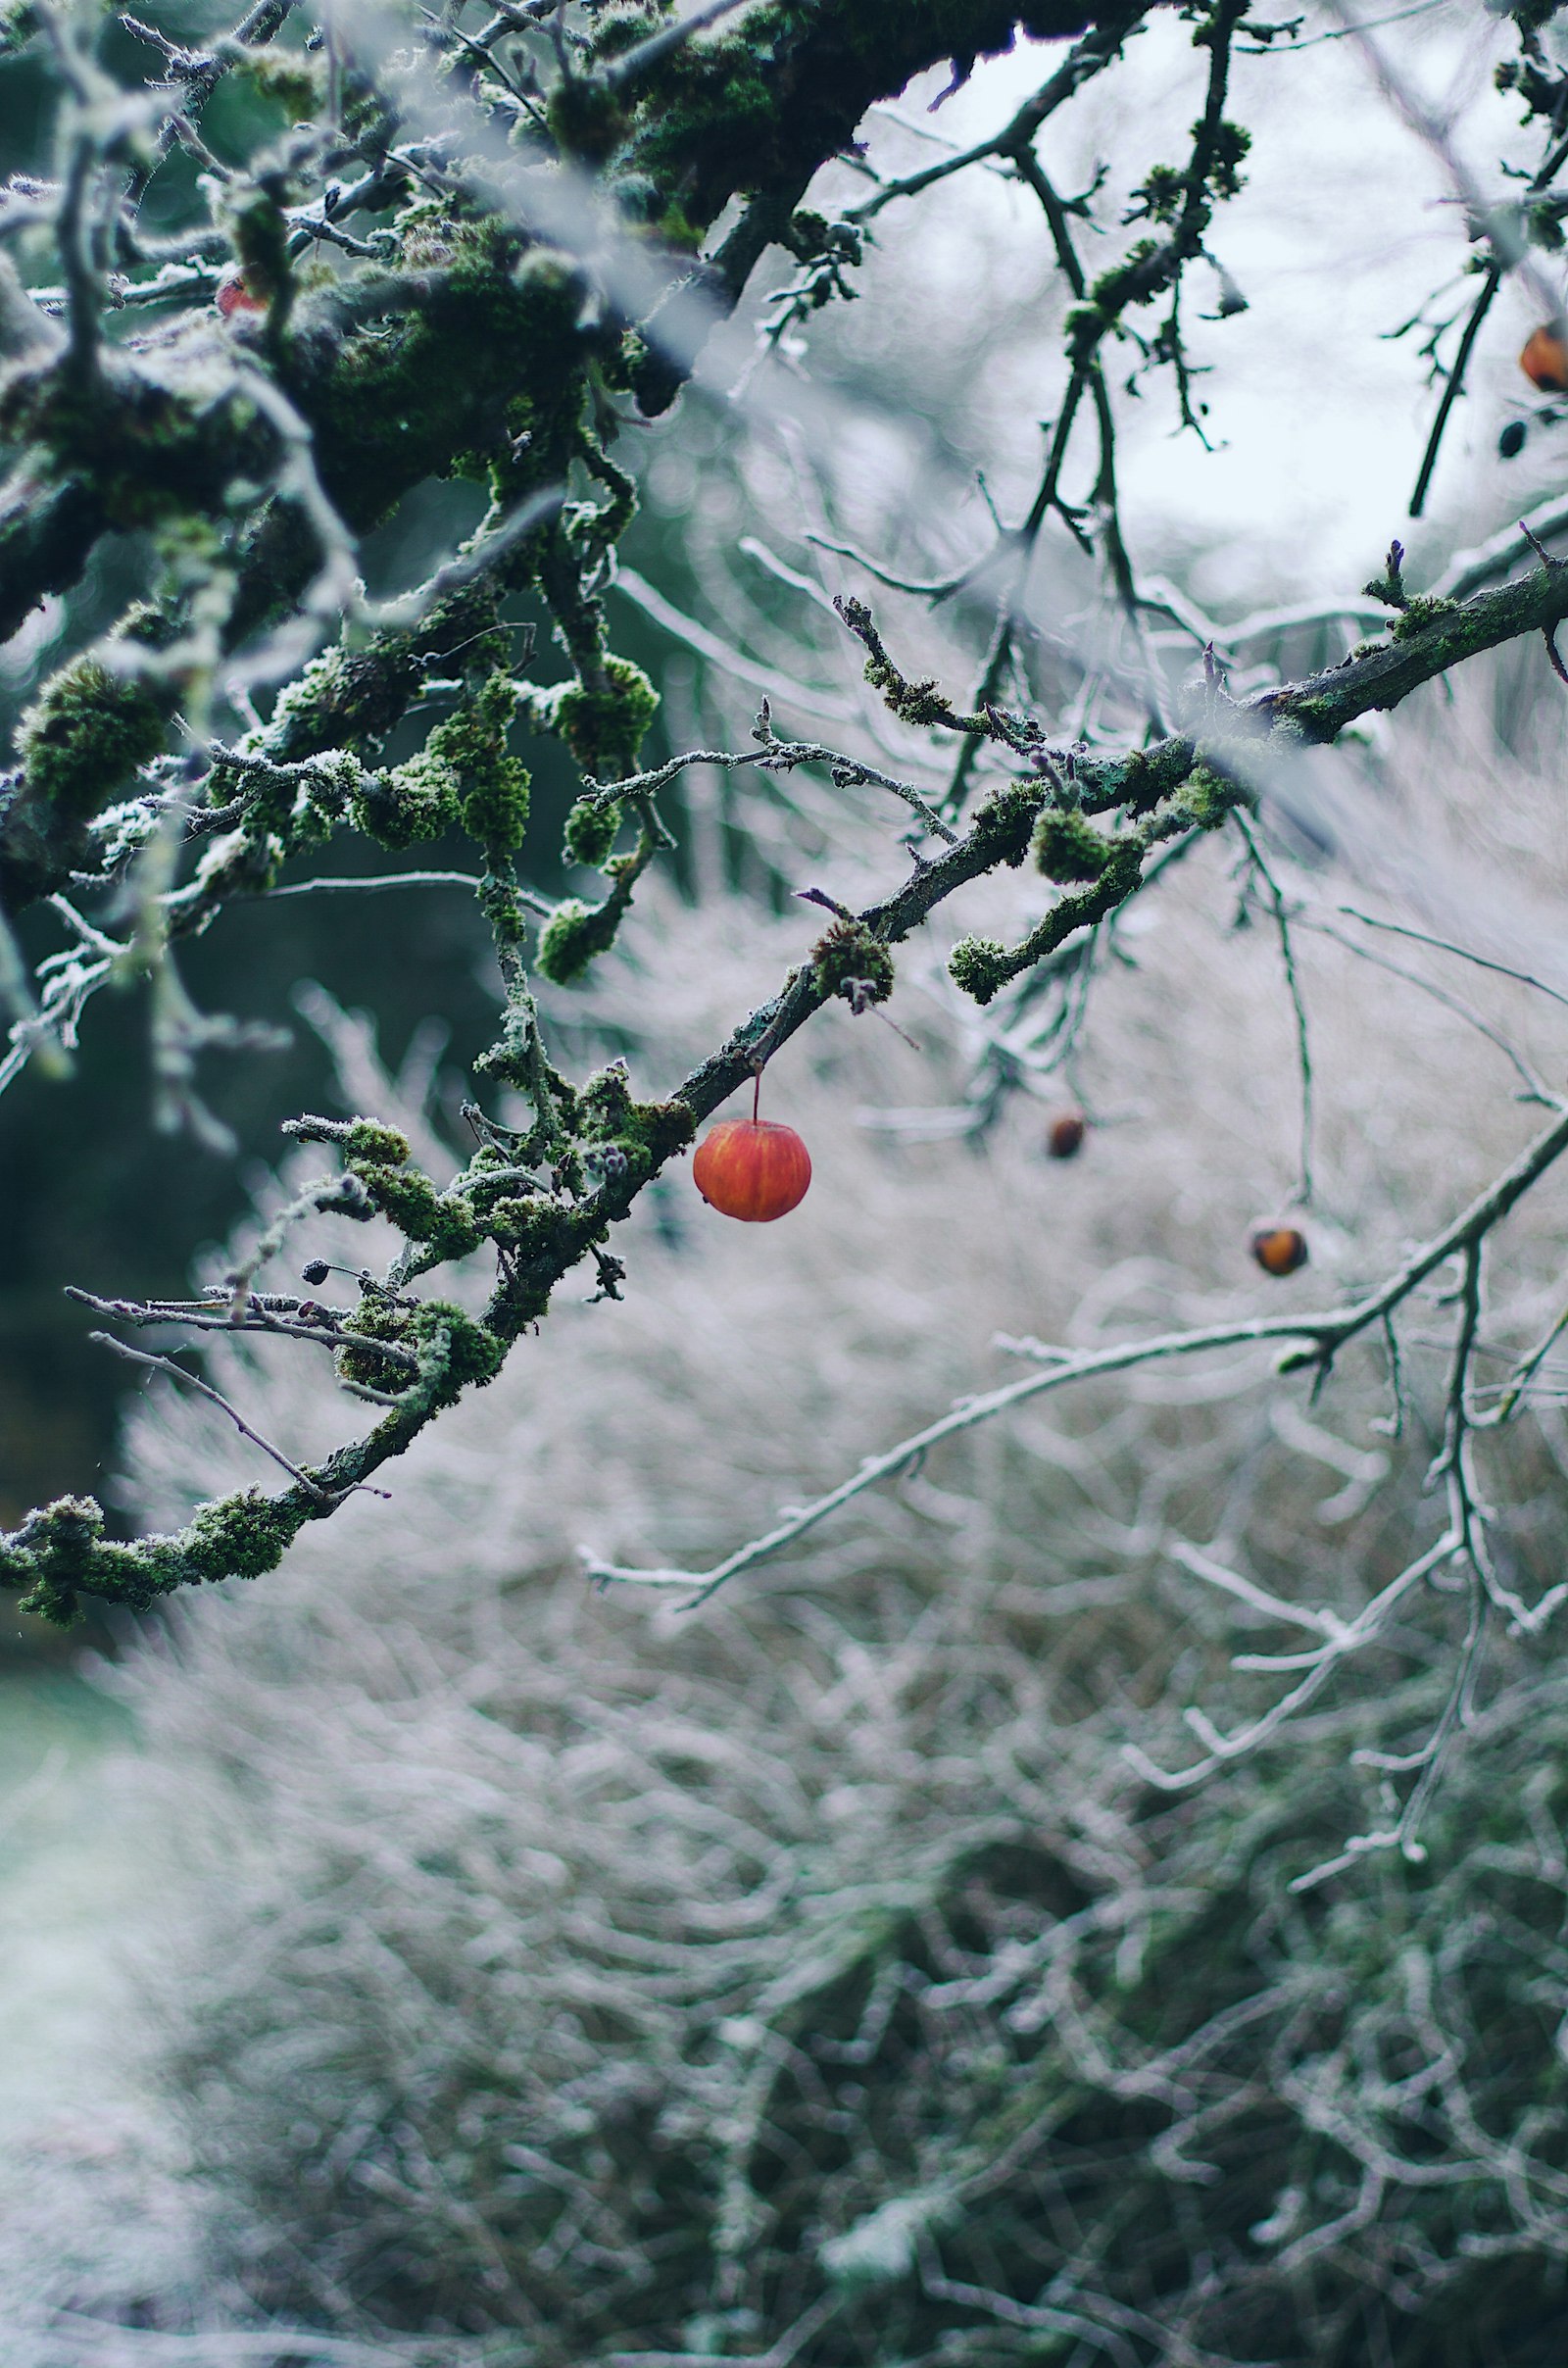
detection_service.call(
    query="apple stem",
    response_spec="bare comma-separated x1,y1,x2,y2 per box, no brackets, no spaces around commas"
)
752,1069,761,1124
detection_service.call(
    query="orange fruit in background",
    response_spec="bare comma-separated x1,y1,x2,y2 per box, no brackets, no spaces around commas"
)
1520,322,1568,393
693,1118,811,1222
215,269,265,320
1250,1224,1309,1277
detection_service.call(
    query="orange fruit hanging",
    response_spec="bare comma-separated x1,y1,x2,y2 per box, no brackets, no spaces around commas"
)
1250,1224,1308,1277
693,1117,811,1222
1520,321,1568,393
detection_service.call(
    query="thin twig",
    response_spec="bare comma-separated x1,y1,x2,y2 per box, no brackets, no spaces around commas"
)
87,1330,362,1502
1233,814,1314,1205
1336,905,1568,1012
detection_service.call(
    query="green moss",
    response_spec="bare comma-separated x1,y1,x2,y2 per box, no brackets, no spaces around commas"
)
454,678,532,855
481,1194,566,1258
182,1488,305,1582
478,869,530,950
1033,809,1115,882
564,795,623,867
224,180,289,305
575,1061,695,1186
410,1300,506,1408
339,1127,489,1259
625,1095,696,1163
585,1,670,62
537,895,624,984
1391,593,1460,641
352,1163,484,1259
2,359,240,530
346,1119,411,1166
270,646,393,758
352,754,460,850
300,234,589,529
970,778,1044,866
262,585,510,764
3,1485,308,1623
1172,761,1247,829
860,654,952,730
335,1297,416,1391
1274,698,1331,741
548,74,630,161
192,827,285,899
234,48,326,121
809,917,895,1006
948,936,1009,1006
18,655,167,823
552,656,660,775
2,1494,108,1624
654,197,702,252
578,1060,636,1139
372,673,534,861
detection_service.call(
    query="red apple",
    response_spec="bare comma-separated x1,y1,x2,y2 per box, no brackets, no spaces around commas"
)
692,1118,811,1222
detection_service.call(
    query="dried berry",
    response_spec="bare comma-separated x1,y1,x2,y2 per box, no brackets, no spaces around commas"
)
1250,1224,1308,1277
692,1118,811,1223
301,1259,330,1286
1047,1110,1087,1159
